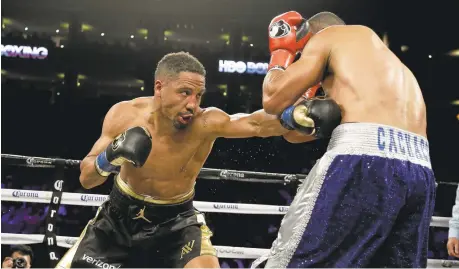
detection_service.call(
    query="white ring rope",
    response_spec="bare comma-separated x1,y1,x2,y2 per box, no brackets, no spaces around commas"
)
1,233,458,267
0,233,268,259
1,188,285,215
1,188,451,226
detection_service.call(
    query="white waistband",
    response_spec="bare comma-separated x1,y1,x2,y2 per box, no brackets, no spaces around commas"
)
328,123,431,169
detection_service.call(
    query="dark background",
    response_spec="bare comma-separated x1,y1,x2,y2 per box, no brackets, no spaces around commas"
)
1,0,459,267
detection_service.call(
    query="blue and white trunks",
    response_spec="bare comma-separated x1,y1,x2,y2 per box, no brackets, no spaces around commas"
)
254,122,436,268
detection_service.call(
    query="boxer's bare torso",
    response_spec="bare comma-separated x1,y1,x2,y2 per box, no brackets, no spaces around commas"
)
80,93,287,199
115,97,215,199
264,25,427,140
320,25,426,137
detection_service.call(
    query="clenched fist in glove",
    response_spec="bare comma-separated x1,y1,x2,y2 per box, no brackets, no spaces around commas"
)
268,11,312,71
279,97,342,138
95,126,152,177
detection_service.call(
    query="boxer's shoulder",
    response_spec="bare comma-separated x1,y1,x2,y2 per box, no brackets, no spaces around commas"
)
324,25,378,45
111,97,151,115
199,107,228,123
130,96,153,110
193,107,228,133
103,98,150,133
200,106,221,114
108,100,138,118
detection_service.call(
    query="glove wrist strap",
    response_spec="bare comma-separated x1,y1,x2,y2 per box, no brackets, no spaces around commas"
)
279,105,296,130
94,151,119,177
268,49,295,71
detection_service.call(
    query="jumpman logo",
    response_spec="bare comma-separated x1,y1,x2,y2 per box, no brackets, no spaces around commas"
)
132,206,151,223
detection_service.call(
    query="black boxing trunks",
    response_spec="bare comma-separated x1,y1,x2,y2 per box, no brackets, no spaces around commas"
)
56,175,216,268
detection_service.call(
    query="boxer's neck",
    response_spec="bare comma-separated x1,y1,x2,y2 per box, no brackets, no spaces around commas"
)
149,99,179,136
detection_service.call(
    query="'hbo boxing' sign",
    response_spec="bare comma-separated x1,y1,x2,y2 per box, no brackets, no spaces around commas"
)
1,44,48,59
218,60,268,75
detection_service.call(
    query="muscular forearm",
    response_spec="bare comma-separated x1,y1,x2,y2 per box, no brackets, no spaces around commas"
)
263,71,299,114
79,156,109,189
263,70,315,115
283,130,316,143
249,109,289,137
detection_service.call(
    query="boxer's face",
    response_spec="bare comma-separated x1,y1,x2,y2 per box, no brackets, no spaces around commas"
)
156,71,205,129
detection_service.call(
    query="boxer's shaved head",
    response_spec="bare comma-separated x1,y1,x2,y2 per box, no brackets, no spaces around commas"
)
154,51,206,81
308,12,345,34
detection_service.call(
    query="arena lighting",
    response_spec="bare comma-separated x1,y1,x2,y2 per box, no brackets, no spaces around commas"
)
101,33,105,36
137,28,148,36
81,23,93,32
452,100,459,105
60,22,69,30
24,27,28,31
428,55,432,59
217,84,227,90
220,33,230,41
218,60,269,75
1,44,48,59
448,49,459,57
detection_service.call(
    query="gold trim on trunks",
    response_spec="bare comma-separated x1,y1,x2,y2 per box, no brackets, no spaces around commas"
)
115,174,194,205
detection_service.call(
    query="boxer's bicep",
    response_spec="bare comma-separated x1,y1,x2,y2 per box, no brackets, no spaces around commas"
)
263,35,331,115
205,108,287,139
85,102,133,158
207,109,259,139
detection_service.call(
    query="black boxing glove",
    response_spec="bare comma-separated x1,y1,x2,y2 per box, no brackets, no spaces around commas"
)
280,97,342,138
94,126,152,177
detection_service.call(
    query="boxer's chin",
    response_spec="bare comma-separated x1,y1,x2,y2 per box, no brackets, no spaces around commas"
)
173,119,189,130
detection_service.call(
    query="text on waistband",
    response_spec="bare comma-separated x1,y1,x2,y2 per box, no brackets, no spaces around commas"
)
377,127,430,162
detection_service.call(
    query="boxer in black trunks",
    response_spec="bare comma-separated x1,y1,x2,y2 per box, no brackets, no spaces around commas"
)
56,52,312,268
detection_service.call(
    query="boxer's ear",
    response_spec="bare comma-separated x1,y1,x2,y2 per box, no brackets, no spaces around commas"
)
154,80,162,97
